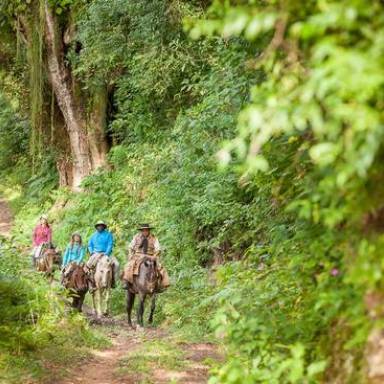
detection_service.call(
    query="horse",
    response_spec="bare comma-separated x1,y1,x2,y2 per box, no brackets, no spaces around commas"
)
35,245,61,282
61,262,88,312
92,255,113,319
126,256,159,328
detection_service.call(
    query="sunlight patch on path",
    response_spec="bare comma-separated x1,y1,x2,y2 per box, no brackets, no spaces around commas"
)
0,198,13,237
57,321,220,384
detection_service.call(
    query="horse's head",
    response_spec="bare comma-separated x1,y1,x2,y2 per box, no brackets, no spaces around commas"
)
44,246,62,265
63,263,87,291
140,256,158,294
95,256,113,289
53,248,62,265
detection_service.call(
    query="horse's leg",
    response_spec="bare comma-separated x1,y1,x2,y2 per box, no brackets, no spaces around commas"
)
48,258,54,283
127,291,135,327
101,288,106,316
106,288,111,315
103,289,110,316
148,294,156,324
137,292,146,327
72,295,79,309
92,291,97,315
97,289,103,318
81,292,87,312
78,292,85,312
93,290,101,318
99,289,104,316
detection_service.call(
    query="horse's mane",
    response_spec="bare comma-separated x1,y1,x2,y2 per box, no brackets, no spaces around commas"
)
98,255,112,265
63,264,88,292
128,255,159,294
141,255,157,266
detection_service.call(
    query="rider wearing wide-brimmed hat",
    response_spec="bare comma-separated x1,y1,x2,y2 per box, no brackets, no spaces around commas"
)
86,220,120,289
122,224,170,290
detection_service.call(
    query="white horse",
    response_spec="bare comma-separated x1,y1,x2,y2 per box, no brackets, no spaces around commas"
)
92,255,113,318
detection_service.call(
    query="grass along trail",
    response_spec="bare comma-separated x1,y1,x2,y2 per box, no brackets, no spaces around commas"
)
57,314,219,384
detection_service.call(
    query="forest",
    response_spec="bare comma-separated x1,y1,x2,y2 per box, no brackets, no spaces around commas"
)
0,0,384,383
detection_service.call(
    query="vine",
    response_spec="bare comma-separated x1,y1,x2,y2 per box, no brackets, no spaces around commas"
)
27,0,45,171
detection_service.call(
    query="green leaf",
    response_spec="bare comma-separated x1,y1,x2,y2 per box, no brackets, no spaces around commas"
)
307,360,327,377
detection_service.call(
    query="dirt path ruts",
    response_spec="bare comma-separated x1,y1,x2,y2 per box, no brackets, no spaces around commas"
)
56,316,218,384
0,198,13,236
59,323,136,384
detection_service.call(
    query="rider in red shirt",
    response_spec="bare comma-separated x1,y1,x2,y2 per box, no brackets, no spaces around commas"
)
32,215,52,266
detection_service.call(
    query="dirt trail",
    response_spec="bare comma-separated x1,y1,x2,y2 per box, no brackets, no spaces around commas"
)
59,320,136,384
0,198,13,236
57,316,219,384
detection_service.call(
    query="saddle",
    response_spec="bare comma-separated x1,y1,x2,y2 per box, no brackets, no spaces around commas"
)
34,242,49,259
125,255,160,284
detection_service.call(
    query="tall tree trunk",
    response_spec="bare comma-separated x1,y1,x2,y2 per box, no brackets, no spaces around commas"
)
52,99,74,187
43,2,108,190
44,2,90,190
88,87,109,169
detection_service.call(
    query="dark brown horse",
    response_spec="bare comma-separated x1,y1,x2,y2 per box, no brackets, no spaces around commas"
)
61,262,88,312
126,256,159,328
35,245,61,282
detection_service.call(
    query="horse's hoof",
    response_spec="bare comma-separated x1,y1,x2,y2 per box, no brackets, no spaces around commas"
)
90,317,101,325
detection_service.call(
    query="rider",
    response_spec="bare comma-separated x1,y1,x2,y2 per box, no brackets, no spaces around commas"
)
86,221,119,289
61,232,86,284
62,232,86,268
32,214,52,266
122,223,170,290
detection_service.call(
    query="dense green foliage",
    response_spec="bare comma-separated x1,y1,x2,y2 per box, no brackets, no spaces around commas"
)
0,0,384,383
0,240,105,383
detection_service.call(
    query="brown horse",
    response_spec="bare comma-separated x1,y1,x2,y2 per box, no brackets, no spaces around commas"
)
35,245,61,282
61,262,88,312
126,256,160,328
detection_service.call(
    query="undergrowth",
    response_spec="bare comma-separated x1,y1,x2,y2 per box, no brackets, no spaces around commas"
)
0,239,107,384
0,1,382,383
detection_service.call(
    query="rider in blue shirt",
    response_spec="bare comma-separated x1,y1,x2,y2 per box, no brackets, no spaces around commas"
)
87,221,119,288
88,223,114,256
62,232,86,267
